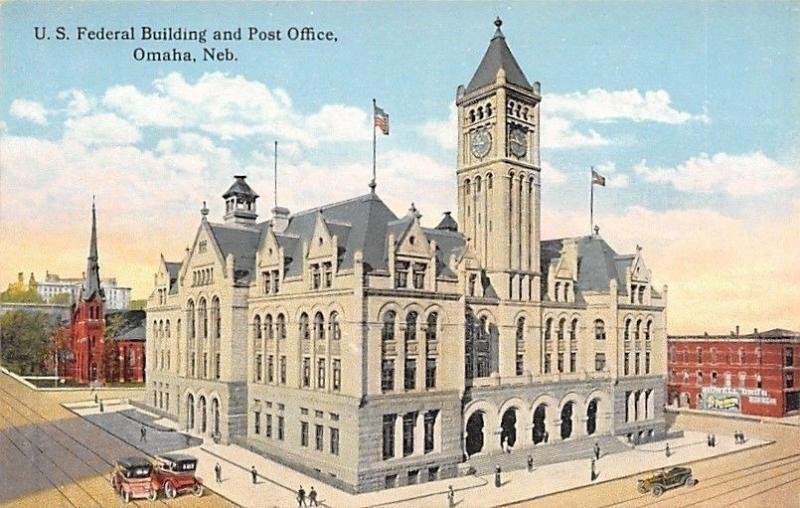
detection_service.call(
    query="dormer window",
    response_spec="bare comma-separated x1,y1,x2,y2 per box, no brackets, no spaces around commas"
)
395,261,409,288
323,262,333,288
468,273,477,296
264,272,271,294
413,263,426,290
638,286,645,304
311,264,321,290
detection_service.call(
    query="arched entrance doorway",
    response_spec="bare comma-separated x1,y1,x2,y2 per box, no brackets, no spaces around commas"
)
500,408,517,449
586,399,598,436
560,402,574,440
532,404,548,444
187,394,195,430
212,398,220,436
465,412,485,456
198,396,207,433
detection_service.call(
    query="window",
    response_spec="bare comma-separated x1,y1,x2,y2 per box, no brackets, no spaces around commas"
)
382,359,395,392
301,421,309,447
594,320,605,340
408,470,420,485
323,262,333,288
786,372,794,389
711,348,718,364
254,410,261,435
315,425,324,451
382,311,396,342
645,321,652,341
724,371,732,387
382,415,395,460
199,240,207,253
265,314,273,340
468,273,477,296
300,313,310,341
624,319,631,342
785,348,794,367
696,371,703,385
330,427,339,456
635,352,641,375
403,413,416,457
645,352,651,374
670,347,676,363
311,264,321,289
317,359,326,389
279,356,287,384
254,315,262,340
332,359,341,391
557,352,564,373
405,359,416,390
624,352,630,376
638,285,645,304
203,353,208,378
425,358,436,389
314,312,325,341
424,411,437,453
267,355,274,383
738,371,746,388
276,314,286,339
302,358,311,387
426,313,438,342
570,352,577,372
544,353,551,374
544,318,552,342
395,261,409,288
697,348,703,364
516,355,524,376
255,354,262,382
711,371,718,385
385,475,398,489
329,311,341,341
413,263,426,289
272,270,280,293
278,416,285,441
738,348,745,364
595,353,606,372
405,312,418,342
756,348,762,364
263,271,271,294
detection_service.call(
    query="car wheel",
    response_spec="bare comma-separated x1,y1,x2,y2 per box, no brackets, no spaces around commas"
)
123,490,131,503
652,485,664,497
193,483,204,497
165,482,177,499
685,476,697,487
148,489,158,502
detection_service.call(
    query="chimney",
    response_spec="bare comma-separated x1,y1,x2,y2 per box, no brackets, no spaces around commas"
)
272,206,290,234
754,328,758,335
735,325,740,336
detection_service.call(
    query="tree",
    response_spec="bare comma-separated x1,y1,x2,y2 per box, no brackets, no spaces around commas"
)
0,311,53,375
103,313,127,382
129,299,147,310
0,286,43,303
50,293,73,305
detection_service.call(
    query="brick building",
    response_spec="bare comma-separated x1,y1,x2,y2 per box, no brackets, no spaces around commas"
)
667,328,800,418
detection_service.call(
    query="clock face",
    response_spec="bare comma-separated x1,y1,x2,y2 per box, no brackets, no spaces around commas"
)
471,128,492,159
509,128,527,157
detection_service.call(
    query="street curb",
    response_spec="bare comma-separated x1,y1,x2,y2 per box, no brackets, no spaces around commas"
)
61,402,242,507
492,439,776,507
666,407,800,428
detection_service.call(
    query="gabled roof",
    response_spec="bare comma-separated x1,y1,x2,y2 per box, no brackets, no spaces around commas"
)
207,223,264,284
466,18,532,94
745,328,799,339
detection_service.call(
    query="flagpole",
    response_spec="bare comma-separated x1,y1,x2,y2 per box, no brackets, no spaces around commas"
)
590,166,594,235
370,98,377,192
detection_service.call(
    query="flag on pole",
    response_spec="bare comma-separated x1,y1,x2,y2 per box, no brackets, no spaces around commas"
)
591,168,606,186
374,103,390,135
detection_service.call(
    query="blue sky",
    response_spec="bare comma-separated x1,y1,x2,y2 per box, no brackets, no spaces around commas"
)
1,1,798,332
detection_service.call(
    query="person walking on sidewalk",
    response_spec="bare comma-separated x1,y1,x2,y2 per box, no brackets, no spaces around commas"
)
494,464,502,487
594,442,601,460
214,462,222,483
527,454,534,473
665,443,671,457
447,485,455,507
251,465,258,484
140,425,147,443
308,486,319,507
590,458,597,481
297,485,307,507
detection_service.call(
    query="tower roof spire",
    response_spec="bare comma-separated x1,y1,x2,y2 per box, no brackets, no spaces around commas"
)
466,17,531,93
82,196,104,301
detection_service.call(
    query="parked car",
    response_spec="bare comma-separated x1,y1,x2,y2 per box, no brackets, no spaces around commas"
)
111,456,157,503
153,453,204,499
638,466,697,496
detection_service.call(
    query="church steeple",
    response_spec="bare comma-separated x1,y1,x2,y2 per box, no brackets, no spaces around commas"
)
82,197,104,301
465,17,532,94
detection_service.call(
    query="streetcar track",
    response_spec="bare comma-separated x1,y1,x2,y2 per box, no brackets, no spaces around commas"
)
0,382,170,507
679,467,800,507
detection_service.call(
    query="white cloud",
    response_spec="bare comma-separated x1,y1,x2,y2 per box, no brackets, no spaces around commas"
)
58,89,93,117
64,113,141,146
419,103,457,150
541,161,569,186
10,99,48,124
103,72,371,146
545,88,709,124
541,115,609,149
634,152,798,196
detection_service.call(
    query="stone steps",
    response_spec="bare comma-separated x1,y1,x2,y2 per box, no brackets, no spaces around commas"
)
466,435,630,475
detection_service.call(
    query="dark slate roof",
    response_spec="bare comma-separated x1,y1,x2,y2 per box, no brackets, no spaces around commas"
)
222,175,259,199
207,223,264,284
82,203,105,301
107,310,146,341
745,328,800,339
435,211,458,232
541,235,634,299
423,227,466,278
466,21,531,93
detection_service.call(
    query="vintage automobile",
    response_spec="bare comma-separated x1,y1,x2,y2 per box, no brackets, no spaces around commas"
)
111,456,157,502
152,453,204,499
637,466,697,496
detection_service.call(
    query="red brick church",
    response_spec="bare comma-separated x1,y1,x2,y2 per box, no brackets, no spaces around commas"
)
59,201,146,384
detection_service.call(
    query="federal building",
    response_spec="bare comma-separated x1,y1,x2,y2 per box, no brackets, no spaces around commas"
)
145,19,668,492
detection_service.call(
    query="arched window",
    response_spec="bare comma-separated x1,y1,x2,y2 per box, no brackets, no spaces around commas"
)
314,312,325,341
198,298,208,339
486,103,493,117
299,313,310,341
165,320,171,338
211,297,221,339
624,319,631,342
265,314,273,340
487,173,493,189
405,311,418,342
329,311,341,341
544,318,552,342
187,300,195,339
475,176,482,193
464,179,471,195
382,311,396,342
554,282,561,301
557,318,566,342
276,314,286,340
594,320,605,340
570,319,578,341
634,319,641,342
158,320,163,339
645,321,652,341
153,321,158,339
254,315,262,339
516,317,525,343
426,312,438,342
711,348,717,364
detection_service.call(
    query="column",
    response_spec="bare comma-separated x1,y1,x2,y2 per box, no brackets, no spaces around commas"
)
414,411,425,455
520,175,529,273
394,414,404,459
510,175,519,272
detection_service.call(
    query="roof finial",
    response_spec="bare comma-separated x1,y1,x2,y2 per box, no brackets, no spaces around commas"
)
594,225,600,236
493,16,504,38
201,200,209,219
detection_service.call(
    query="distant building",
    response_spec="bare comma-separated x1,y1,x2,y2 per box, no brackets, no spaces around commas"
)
35,272,132,310
667,328,800,417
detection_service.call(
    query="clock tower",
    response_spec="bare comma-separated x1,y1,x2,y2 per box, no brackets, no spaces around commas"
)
456,17,542,301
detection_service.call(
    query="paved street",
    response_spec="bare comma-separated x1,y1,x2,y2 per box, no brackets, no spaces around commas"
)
0,371,232,507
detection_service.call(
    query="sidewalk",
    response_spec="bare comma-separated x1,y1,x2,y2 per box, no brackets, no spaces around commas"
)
66,401,773,507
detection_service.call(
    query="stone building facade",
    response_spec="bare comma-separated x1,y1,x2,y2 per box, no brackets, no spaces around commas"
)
145,18,668,493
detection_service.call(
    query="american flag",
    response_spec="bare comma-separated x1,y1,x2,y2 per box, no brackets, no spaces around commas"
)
374,103,389,135
591,168,606,186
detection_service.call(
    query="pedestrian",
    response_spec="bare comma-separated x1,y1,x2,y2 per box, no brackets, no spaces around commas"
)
447,485,455,507
494,464,502,488
740,431,746,444
99,400,104,412
590,458,596,481
665,443,671,457
736,430,741,444
527,454,534,473
251,465,258,484
308,486,319,507
297,485,306,507
711,433,716,447
594,442,600,460
94,392,99,404
214,462,222,483
706,434,711,447
140,425,147,443
544,430,549,444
